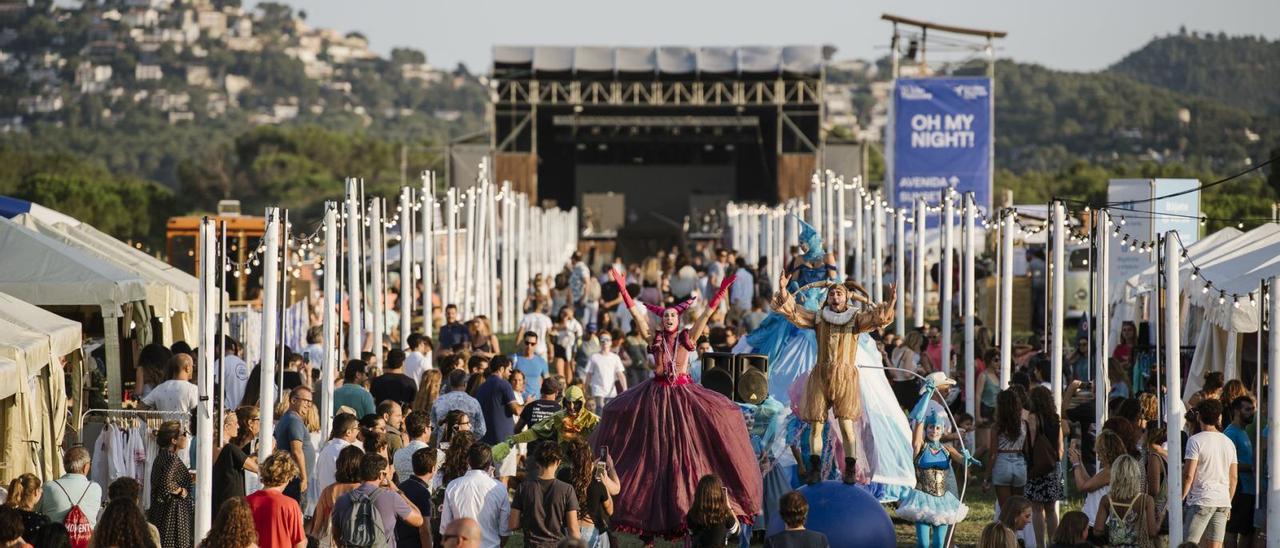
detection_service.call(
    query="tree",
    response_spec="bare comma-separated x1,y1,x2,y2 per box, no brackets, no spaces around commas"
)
390,47,426,66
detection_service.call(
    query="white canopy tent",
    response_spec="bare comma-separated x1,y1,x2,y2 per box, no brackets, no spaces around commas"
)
12,213,199,344
0,291,81,483
0,216,147,407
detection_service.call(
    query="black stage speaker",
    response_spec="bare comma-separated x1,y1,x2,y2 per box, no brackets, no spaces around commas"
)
700,352,769,405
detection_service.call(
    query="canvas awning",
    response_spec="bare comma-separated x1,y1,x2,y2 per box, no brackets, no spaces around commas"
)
0,291,81,362
1122,226,1244,297
0,217,148,312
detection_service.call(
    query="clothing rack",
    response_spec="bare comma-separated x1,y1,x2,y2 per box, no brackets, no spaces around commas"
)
78,408,190,444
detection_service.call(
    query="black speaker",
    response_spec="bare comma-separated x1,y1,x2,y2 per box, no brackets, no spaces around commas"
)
700,352,769,405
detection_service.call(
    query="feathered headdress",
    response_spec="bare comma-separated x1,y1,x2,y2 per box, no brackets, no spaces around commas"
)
794,215,826,262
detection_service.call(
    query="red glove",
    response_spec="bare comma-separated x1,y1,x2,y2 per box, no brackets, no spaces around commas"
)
610,268,636,310
708,274,736,310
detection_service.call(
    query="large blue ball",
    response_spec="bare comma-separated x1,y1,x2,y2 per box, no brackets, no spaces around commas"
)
766,481,897,547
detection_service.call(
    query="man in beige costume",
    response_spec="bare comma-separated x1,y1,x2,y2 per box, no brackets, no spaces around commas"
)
773,272,896,484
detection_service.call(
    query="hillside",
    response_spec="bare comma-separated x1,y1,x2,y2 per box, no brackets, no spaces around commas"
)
1110,32,1280,115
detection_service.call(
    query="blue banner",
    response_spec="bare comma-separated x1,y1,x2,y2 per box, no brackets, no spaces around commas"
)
888,77,992,224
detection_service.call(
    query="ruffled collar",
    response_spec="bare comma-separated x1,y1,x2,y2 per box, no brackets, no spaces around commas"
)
820,305,856,325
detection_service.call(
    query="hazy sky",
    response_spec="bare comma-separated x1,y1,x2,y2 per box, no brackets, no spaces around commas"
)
262,1,1278,72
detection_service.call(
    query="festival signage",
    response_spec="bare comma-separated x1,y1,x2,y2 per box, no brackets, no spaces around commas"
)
886,77,993,226
1106,178,1201,296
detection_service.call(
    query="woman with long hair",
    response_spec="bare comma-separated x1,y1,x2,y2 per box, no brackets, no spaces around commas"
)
309,445,364,548
975,348,1002,420
889,330,928,408
212,407,259,514
198,498,258,548
412,369,443,417
684,475,738,547
2,474,46,541
1187,371,1226,410
149,421,194,548
97,498,159,548
437,409,472,448
1071,429,1129,526
998,495,1033,538
977,521,1017,548
436,431,477,491
1024,385,1066,547
468,316,499,358
558,439,615,547
1112,321,1138,367
1049,511,1093,548
1092,455,1158,547
985,389,1028,508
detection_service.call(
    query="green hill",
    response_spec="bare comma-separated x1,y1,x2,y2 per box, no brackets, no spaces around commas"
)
1109,31,1280,115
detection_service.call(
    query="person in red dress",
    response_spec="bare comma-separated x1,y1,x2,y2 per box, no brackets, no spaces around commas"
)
590,270,763,539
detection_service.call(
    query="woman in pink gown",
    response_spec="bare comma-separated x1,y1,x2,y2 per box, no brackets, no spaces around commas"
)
591,270,763,539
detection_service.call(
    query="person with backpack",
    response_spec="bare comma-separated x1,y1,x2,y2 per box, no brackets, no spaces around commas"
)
245,451,307,548
36,446,101,548
331,452,424,548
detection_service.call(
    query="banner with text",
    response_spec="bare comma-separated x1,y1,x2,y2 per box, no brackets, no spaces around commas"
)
887,77,992,226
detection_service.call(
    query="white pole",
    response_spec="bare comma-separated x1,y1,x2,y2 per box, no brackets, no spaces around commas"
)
941,193,954,376
824,172,835,247
321,202,338,439
421,173,434,338
1165,232,1184,545
964,194,977,419
913,198,926,329
462,189,475,318
810,174,822,240
836,179,846,275
894,209,906,337
195,218,216,542
399,189,413,348
853,188,864,284
346,180,362,360
1267,276,1280,542
487,183,499,321
369,198,385,364
258,207,281,461
1000,209,1015,388
1051,201,1065,409
1096,210,1110,428
873,192,885,299
516,194,528,321
502,182,513,333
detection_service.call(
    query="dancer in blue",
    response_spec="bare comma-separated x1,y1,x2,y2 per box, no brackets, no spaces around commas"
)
896,407,978,548
733,217,835,405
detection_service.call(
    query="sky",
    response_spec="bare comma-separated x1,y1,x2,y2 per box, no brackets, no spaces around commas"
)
257,0,1279,73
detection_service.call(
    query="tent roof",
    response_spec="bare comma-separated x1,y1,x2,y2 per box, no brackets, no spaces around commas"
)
1123,227,1243,296
0,318,53,397
0,356,22,401
0,196,81,227
0,291,81,359
12,213,197,313
1183,223,1280,332
0,217,147,312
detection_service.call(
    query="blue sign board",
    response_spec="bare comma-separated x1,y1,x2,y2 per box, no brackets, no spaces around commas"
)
887,77,993,224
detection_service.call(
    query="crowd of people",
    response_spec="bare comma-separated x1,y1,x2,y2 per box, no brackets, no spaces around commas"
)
0,232,1262,548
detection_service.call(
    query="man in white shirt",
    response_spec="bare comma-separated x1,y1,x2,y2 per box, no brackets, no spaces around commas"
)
314,413,360,496
393,411,432,481
142,353,199,413
402,333,433,388
219,337,250,409
518,300,553,358
440,443,511,547
730,258,755,320
584,332,627,412
1183,398,1239,548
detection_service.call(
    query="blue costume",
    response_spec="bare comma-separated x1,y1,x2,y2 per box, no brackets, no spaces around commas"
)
896,411,972,548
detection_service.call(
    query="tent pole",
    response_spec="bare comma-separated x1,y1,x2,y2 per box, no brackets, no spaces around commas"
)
894,208,906,337
913,198,925,329
1000,209,1015,388
1051,201,1065,409
400,188,414,349
346,180,363,362
258,208,281,461
194,218,216,542
941,192,954,376
964,194,976,419
1267,277,1280,541
320,203,338,443
1165,232,1184,545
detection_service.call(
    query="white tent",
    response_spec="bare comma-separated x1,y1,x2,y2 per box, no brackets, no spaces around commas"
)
0,318,61,483
0,216,147,407
12,213,199,344
1123,227,1243,297
0,291,80,482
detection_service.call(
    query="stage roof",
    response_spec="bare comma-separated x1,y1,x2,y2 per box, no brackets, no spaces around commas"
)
492,46,823,75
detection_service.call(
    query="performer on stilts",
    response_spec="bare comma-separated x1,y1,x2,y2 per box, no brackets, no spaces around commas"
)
770,270,896,484
590,270,763,539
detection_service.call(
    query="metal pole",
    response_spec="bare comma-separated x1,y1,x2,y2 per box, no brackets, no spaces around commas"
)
258,207,281,461
400,188,413,348
1096,210,1110,428
941,193,953,376
894,208,906,337
346,180,362,360
421,172,434,337
873,191,885,300
194,218,216,541
1051,201,1065,409
369,198,385,364
1165,232,1184,545
1000,209,1015,388
1267,277,1280,542
462,189,475,318
963,194,976,419
853,186,864,283
321,203,338,441
836,178,846,275
913,198,926,328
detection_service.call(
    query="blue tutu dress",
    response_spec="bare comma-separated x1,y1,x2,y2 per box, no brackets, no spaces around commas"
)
895,443,969,526
734,262,835,405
